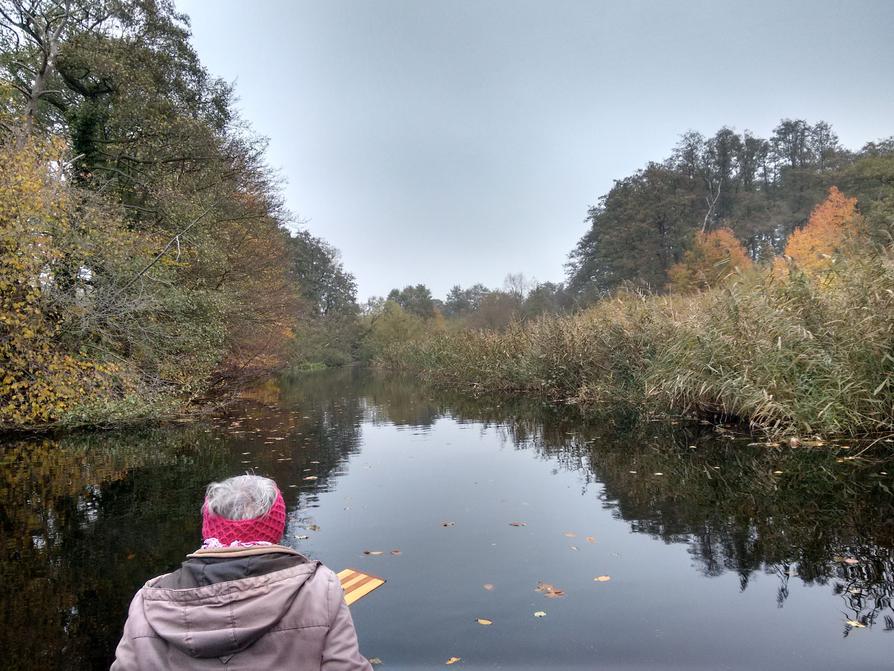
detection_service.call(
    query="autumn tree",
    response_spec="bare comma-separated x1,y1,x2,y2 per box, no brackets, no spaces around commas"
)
783,186,862,273
667,228,752,293
566,119,860,302
0,0,350,426
287,230,361,367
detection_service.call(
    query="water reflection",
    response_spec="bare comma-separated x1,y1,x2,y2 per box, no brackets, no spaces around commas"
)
0,367,892,669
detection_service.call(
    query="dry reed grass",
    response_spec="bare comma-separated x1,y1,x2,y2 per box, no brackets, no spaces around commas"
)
377,251,894,437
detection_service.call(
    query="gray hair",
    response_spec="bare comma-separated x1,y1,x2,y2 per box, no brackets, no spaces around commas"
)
205,474,278,520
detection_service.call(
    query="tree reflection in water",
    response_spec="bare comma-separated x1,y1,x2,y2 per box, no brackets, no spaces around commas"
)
0,367,891,669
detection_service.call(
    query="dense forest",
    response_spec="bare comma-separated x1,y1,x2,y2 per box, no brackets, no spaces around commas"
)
0,0,359,429
567,121,894,299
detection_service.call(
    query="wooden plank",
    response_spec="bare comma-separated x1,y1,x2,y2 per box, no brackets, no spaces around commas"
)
338,568,385,605
345,578,384,605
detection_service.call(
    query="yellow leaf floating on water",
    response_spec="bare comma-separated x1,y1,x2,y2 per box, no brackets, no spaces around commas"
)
303,476,318,481
536,581,566,598
533,611,546,618
563,531,577,538
594,575,612,582
368,658,383,665
585,536,596,544
363,550,384,556
476,618,493,625
390,549,402,556
482,583,494,591
446,657,461,665
846,620,866,628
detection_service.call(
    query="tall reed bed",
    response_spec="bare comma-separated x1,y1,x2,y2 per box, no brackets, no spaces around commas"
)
377,252,894,436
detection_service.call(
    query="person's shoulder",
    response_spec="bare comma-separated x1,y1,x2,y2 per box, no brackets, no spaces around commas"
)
311,562,338,586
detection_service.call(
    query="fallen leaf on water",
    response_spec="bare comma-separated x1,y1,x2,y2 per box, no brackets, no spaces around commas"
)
846,620,866,628
509,521,527,527
773,470,784,474
441,521,456,527
390,549,401,556
562,531,577,538
363,550,384,556
482,583,494,591
653,472,664,476
368,658,383,666
303,476,318,481
294,534,309,540
307,524,320,531
569,545,579,551
533,611,546,618
476,618,493,625
446,657,461,665
585,536,596,544
126,553,135,560
536,581,566,598
594,575,612,582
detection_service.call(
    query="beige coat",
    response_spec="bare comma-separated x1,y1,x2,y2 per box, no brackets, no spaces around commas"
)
111,546,372,670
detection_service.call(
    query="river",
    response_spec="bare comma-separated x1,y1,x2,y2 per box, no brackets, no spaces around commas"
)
1,367,892,669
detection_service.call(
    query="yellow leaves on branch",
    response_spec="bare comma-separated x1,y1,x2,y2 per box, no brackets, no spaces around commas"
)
0,139,116,427
783,186,862,273
667,228,752,293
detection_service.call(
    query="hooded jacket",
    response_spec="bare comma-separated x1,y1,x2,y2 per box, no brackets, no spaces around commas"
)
111,545,373,670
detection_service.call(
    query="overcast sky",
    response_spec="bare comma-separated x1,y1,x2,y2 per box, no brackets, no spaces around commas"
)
179,0,894,301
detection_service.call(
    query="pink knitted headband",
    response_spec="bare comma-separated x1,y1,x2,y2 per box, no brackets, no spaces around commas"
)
201,488,286,545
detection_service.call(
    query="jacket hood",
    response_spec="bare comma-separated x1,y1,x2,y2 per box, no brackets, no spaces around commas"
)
140,558,321,659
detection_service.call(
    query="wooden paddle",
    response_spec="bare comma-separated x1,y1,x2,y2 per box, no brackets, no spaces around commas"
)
337,568,386,605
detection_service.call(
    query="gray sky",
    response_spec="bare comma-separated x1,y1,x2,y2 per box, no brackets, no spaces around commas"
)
179,0,894,301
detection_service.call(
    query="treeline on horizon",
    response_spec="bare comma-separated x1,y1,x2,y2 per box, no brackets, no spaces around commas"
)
0,0,359,429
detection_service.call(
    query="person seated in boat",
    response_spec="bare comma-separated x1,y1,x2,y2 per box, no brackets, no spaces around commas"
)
112,474,372,670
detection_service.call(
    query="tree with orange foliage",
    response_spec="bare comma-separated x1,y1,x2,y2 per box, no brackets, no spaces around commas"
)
783,186,862,272
667,228,752,293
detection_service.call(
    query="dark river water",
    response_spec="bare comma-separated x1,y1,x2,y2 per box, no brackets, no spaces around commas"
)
2,367,893,670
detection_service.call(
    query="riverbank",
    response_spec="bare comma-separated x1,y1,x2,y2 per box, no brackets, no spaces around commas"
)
376,249,894,438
